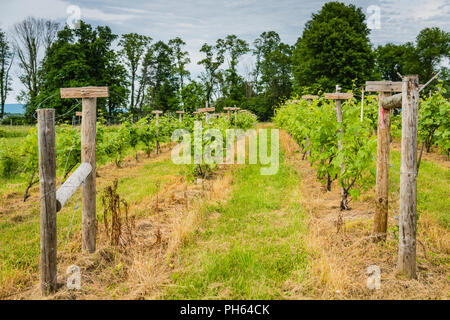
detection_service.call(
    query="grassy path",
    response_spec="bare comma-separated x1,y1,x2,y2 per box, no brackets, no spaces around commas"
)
164,134,308,299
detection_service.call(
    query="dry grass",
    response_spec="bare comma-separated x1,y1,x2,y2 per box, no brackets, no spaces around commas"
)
280,129,449,300
10,161,234,300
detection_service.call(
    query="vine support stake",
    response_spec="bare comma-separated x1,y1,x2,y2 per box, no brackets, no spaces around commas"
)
37,108,57,295
61,86,109,253
152,110,163,154
176,110,185,123
365,80,402,240
398,75,419,279
324,86,353,210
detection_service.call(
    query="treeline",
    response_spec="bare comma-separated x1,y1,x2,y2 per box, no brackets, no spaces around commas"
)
0,2,448,122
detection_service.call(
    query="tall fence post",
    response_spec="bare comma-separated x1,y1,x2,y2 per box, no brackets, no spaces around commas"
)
81,97,97,253
374,90,391,239
152,110,163,154
61,87,109,253
365,81,403,239
37,108,57,295
398,75,419,279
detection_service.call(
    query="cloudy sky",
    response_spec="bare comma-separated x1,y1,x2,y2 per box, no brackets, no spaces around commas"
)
1,0,449,103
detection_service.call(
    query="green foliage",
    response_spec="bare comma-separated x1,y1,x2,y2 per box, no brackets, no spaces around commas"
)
38,21,129,120
374,27,449,95
181,81,205,112
292,2,375,93
0,28,14,119
419,86,450,154
274,93,377,208
230,111,257,130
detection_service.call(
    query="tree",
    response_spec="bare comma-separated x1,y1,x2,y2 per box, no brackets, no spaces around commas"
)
119,33,151,114
245,31,292,120
0,29,14,119
168,37,190,95
198,43,224,105
292,2,374,93
217,35,249,104
181,80,205,112
374,43,412,81
253,31,280,94
38,21,128,119
414,28,449,88
12,17,59,118
139,41,178,112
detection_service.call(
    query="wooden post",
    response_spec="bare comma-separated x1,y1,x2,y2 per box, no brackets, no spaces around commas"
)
224,107,231,120
37,108,57,295
56,162,92,212
176,110,184,123
374,91,391,239
81,98,97,253
152,110,163,154
324,87,353,209
360,87,365,122
365,81,402,240
398,75,419,279
61,86,109,253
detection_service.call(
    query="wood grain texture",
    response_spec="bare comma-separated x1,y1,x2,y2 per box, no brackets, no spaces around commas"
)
56,163,92,212
81,98,97,253
301,95,319,100
398,75,419,279
197,107,215,113
37,108,57,295
365,81,402,92
373,91,392,239
381,93,402,109
60,86,109,98
324,92,353,100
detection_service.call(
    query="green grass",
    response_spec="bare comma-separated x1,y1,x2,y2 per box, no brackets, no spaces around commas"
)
164,135,308,299
0,157,181,292
389,150,450,229
0,125,34,138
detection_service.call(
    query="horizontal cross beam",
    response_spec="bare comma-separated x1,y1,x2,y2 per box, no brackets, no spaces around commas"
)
324,92,353,100
60,86,109,99
198,107,215,113
381,93,402,109
301,95,319,100
366,81,423,93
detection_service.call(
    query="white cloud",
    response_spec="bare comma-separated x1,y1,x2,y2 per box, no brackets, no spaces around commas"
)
2,0,449,103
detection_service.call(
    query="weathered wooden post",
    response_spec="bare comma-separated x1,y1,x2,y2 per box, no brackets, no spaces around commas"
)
198,107,215,123
152,110,163,154
325,86,353,209
176,110,185,123
61,86,109,253
224,107,232,120
37,108,57,295
360,87,365,122
398,75,419,279
365,81,402,239
76,111,82,126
